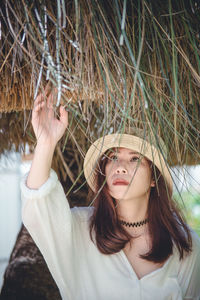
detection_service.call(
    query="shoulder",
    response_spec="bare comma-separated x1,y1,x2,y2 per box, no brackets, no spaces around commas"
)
179,228,200,266
71,206,94,223
173,228,200,272
190,228,200,255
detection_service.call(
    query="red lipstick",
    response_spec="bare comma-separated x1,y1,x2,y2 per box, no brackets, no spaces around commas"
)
113,179,129,186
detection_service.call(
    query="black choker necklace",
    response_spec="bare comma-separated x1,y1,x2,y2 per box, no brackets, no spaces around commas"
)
119,218,149,228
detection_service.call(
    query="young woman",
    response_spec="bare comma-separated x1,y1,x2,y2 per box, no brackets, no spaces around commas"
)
21,89,200,300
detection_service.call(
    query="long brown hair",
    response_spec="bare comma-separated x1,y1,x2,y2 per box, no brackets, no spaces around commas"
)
89,153,192,263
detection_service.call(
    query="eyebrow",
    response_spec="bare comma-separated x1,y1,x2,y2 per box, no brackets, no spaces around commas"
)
127,151,140,155
109,149,140,155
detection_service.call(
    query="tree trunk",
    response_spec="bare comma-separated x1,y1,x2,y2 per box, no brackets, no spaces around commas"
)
0,225,61,300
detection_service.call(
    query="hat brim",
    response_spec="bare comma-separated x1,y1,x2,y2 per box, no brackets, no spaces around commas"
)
84,134,173,193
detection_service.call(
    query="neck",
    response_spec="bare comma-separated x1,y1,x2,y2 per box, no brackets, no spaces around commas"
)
115,193,149,223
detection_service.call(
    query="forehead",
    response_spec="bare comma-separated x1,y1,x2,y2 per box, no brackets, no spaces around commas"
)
108,147,140,155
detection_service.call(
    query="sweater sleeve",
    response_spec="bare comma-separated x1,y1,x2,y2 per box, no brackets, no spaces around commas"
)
20,169,73,291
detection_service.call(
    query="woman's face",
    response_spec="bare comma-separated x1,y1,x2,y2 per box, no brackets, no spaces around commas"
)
105,147,155,201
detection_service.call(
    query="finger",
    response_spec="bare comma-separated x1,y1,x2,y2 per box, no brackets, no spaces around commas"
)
59,105,68,127
34,82,52,105
47,88,58,107
44,81,51,93
33,101,45,112
34,92,44,106
41,81,52,98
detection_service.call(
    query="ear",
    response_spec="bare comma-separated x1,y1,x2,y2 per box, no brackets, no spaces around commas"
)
151,180,155,187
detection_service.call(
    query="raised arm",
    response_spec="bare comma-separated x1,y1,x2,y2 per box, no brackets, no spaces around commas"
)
27,86,68,189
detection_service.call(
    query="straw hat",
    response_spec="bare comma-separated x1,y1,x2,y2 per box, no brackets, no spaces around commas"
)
83,132,173,193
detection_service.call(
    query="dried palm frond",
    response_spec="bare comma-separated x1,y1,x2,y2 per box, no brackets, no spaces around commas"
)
0,0,200,169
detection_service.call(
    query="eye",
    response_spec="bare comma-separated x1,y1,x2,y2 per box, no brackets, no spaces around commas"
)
109,155,118,161
130,156,140,162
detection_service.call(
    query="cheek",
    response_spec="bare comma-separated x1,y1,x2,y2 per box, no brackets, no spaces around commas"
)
105,164,109,178
105,163,112,179
130,167,152,185
105,165,110,184
105,164,114,189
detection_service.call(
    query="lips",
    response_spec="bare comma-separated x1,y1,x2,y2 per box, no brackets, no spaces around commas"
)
113,179,129,186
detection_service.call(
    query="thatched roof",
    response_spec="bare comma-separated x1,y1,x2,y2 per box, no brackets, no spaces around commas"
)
0,0,200,169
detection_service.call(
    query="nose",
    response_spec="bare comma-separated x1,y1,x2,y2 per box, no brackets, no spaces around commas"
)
115,163,127,174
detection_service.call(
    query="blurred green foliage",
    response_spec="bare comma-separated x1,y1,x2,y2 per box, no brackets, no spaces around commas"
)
174,192,200,237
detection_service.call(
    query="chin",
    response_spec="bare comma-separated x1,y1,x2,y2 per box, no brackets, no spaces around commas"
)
109,189,147,202
109,191,133,201
115,196,134,202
